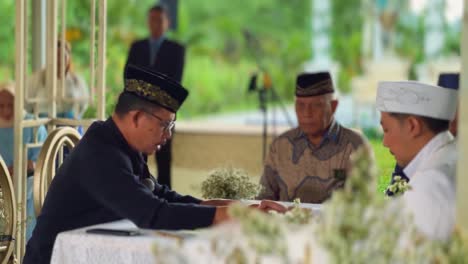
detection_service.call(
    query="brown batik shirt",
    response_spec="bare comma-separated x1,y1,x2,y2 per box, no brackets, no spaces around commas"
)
257,121,371,203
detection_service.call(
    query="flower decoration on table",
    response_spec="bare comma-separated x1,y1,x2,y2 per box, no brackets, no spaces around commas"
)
153,148,468,263
201,166,262,200
269,198,313,225
443,227,468,263
153,199,324,263
385,175,412,196
204,203,324,263
315,147,468,263
228,203,287,256
315,147,419,263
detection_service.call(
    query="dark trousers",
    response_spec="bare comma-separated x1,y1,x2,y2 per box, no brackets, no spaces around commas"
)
155,138,172,189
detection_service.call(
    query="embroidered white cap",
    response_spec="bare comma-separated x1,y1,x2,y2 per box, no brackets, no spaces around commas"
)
376,81,458,120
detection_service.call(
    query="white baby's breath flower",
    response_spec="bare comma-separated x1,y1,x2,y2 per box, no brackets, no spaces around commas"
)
201,167,262,200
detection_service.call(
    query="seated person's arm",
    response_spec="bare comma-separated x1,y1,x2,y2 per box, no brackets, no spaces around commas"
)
152,182,204,204
152,182,237,206
80,147,216,230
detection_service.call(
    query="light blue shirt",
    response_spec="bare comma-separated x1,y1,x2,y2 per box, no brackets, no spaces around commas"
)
0,115,48,167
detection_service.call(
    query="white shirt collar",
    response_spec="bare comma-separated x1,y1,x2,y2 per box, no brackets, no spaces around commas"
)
403,131,454,179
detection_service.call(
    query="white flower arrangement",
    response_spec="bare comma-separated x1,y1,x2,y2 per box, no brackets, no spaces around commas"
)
201,167,262,200
269,198,312,225
316,147,468,263
385,175,412,196
154,148,468,263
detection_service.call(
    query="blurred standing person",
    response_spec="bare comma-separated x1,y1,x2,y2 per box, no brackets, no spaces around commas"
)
125,4,185,189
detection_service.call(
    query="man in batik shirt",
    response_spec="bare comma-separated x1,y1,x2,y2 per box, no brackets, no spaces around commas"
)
257,72,372,203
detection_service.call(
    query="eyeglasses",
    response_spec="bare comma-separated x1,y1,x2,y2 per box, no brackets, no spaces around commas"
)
141,110,175,133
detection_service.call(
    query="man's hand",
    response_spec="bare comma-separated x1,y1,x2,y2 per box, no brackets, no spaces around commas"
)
211,200,287,226
257,200,287,213
212,206,231,225
200,199,236,207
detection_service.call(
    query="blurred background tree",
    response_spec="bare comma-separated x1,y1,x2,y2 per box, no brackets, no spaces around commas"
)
0,0,461,119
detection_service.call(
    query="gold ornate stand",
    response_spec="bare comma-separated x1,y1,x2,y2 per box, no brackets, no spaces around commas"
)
0,157,17,264
33,127,81,216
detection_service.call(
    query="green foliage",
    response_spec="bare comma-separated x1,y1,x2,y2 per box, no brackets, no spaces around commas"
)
369,138,393,193
331,0,364,94
443,22,462,56
0,1,15,79
0,0,311,118
0,1,462,118
395,14,425,64
175,0,311,117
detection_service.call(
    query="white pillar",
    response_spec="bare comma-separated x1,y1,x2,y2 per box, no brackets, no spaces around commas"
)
46,0,58,120
304,0,339,82
14,0,26,259
312,0,331,65
31,0,46,71
424,0,445,58
457,0,468,232
96,0,107,120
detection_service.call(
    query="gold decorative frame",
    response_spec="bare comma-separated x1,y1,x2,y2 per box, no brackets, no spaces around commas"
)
33,127,81,216
0,157,16,264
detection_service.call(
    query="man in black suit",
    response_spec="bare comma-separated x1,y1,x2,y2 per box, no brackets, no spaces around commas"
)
125,4,185,188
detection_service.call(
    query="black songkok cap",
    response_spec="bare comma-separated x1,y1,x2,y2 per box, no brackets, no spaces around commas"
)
437,73,459,91
124,64,189,112
296,72,334,97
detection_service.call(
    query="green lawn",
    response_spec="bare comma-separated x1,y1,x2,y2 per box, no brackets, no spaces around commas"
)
369,138,394,193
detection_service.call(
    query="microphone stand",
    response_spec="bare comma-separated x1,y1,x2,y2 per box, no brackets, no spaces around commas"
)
259,88,267,161
244,29,294,162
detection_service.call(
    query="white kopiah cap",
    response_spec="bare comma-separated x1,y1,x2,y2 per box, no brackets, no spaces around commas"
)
376,81,458,120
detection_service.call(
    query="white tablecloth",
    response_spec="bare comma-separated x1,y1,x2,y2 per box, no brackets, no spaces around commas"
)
51,220,178,264
51,202,321,264
242,200,322,214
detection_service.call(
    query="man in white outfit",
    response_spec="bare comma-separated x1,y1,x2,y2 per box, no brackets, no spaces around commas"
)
376,81,458,241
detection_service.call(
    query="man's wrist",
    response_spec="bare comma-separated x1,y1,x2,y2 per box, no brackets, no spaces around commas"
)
212,206,230,225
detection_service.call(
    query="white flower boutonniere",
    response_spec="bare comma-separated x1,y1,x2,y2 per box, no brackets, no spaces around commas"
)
385,175,412,196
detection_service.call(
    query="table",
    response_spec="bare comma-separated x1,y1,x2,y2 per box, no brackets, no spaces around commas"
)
51,220,177,264
51,202,322,264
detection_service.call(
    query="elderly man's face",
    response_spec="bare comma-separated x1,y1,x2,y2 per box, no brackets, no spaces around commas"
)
295,94,337,138
380,112,415,167
0,91,14,121
134,107,175,155
147,10,169,38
